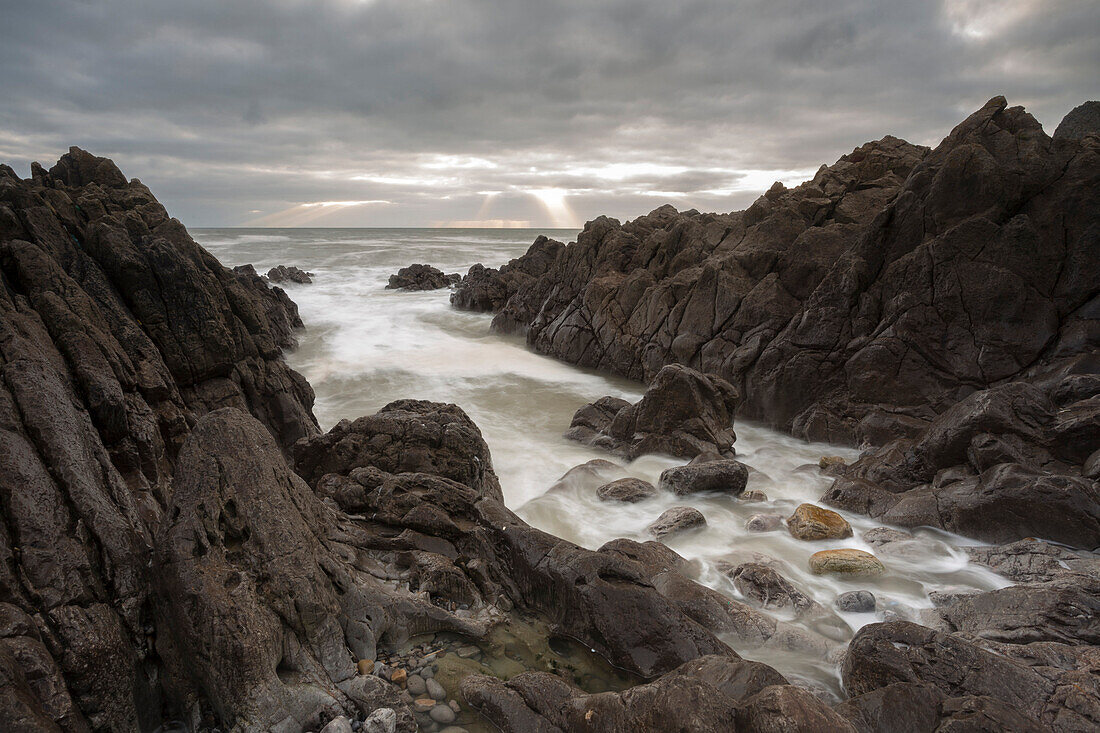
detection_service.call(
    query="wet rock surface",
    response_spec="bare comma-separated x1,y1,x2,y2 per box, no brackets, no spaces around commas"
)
387,264,460,291
4,96,1100,733
268,264,315,284
594,477,657,503
565,363,739,460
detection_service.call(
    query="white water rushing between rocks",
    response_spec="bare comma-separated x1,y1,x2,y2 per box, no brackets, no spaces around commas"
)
194,227,1010,697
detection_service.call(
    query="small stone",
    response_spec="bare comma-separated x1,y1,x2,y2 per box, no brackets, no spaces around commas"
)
787,503,853,540
456,645,479,659
809,549,885,576
835,590,876,612
596,477,658,503
413,698,436,713
448,699,460,713
647,506,707,539
430,705,456,724
439,728,469,733
745,513,785,532
356,659,373,676
320,716,353,733
389,668,407,687
421,666,434,679
426,677,446,700
363,708,397,733
741,490,768,502
819,455,846,469
406,674,426,696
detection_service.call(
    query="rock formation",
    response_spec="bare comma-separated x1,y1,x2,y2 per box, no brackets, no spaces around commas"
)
267,265,314,284
564,364,739,459
4,92,1099,732
386,264,459,291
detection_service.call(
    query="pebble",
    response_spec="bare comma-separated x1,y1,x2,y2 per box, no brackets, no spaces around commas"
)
429,704,456,724
389,668,407,687
406,673,426,696
356,659,373,676
456,645,480,659
363,708,397,733
421,666,434,679
448,700,460,713
741,489,768,502
412,698,436,713
439,728,469,733
835,590,876,613
426,677,446,700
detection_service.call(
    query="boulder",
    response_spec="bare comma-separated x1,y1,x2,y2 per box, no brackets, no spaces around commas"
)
386,264,459,291
647,506,707,539
729,564,817,615
658,459,749,496
835,591,876,613
809,550,885,577
595,477,657,503
787,503,853,540
565,364,739,460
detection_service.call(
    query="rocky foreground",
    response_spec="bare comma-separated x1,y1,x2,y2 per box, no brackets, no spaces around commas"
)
0,95,1097,733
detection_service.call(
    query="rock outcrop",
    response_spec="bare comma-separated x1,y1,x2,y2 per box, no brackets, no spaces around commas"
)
463,98,1098,451
386,264,459,291
0,148,318,730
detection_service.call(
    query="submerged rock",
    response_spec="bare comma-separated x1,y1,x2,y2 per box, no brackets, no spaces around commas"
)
730,563,817,615
808,549,885,577
386,263,460,291
835,591,876,613
787,503,853,540
647,506,707,538
566,364,740,460
595,477,657,503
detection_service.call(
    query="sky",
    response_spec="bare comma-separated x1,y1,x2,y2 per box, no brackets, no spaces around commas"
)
1,0,1096,228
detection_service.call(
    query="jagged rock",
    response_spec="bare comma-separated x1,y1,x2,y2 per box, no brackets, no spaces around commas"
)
0,148,318,729
842,621,1099,730
267,264,314,284
565,364,739,460
786,503,853,540
292,399,504,503
647,506,707,538
450,235,563,323
809,550,884,577
1054,101,1100,142
658,459,749,496
386,264,458,291
595,477,657,503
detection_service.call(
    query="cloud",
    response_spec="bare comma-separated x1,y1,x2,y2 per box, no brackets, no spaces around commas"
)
0,0,1095,226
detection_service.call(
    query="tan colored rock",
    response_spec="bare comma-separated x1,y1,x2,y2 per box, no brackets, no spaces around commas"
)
390,668,407,687
356,659,373,676
741,490,768,502
819,455,847,469
809,549,885,577
787,503,853,540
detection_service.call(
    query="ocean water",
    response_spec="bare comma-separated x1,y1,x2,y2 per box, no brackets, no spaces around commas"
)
193,227,1008,696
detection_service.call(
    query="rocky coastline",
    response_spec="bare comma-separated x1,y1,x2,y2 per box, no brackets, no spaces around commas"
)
0,97,1097,733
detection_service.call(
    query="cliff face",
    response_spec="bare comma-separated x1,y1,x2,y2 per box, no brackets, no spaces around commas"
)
0,149,318,729
479,97,1099,448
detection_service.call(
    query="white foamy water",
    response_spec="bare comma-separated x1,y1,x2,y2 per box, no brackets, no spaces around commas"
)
194,227,1009,696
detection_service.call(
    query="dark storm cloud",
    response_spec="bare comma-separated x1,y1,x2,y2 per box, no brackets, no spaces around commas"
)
0,0,1096,226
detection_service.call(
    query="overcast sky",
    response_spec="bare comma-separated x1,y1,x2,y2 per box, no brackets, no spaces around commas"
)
1,0,1096,227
